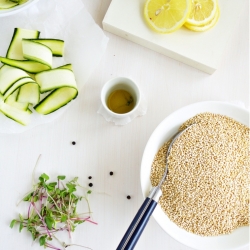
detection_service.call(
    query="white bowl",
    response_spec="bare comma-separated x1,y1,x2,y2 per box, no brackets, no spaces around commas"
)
140,101,249,250
0,0,40,17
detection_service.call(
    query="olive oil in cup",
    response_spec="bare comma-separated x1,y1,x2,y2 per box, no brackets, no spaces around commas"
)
101,77,141,118
107,89,135,114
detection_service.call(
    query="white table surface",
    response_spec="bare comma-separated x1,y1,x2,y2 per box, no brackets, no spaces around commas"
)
0,1,249,250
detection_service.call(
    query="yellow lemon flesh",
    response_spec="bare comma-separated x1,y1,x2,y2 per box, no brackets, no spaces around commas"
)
186,0,218,26
184,6,220,31
144,0,192,33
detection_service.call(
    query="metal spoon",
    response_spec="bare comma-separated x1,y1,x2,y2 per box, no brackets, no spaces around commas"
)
116,126,192,250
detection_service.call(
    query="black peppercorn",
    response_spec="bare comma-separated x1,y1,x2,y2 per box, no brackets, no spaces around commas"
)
127,195,131,199
72,141,76,145
88,176,92,179
109,171,114,176
89,183,93,187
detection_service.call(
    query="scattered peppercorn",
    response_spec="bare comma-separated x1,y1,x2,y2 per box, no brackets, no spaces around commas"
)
72,141,76,145
89,183,93,187
127,195,131,200
88,176,92,179
109,171,114,176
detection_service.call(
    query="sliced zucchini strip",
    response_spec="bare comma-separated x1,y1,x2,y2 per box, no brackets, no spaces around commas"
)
5,89,29,111
0,57,51,73
58,64,73,71
14,0,29,3
6,88,18,102
34,87,78,115
3,77,36,100
26,108,32,114
12,0,28,2
6,28,40,60
4,100,29,111
22,39,52,68
0,27,79,124
0,65,30,94
35,68,77,93
0,92,3,103
28,39,65,57
17,82,40,104
0,0,18,9
0,102,31,126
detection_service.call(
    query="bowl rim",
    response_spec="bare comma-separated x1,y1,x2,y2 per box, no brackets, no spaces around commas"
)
140,101,249,250
0,0,40,17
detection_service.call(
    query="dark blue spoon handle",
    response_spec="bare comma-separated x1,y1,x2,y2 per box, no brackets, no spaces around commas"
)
116,197,157,250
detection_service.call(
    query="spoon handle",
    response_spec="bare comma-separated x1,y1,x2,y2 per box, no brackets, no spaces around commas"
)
116,197,157,250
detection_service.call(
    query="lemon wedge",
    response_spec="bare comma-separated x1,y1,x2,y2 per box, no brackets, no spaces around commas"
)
144,0,192,33
184,6,220,31
186,0,218,26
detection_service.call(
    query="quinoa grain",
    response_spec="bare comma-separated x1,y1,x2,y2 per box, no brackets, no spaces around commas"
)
150,113,250,236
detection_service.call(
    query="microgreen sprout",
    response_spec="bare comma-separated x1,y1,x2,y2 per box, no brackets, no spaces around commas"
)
10,174,96,250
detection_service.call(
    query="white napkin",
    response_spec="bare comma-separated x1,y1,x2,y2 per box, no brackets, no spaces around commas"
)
0,0,109,134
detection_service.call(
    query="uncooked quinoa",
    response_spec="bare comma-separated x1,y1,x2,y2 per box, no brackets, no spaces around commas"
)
150,112,250,236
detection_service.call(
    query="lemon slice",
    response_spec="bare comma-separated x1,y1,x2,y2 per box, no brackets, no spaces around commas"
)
144,0,192,33
184,6,220,31
186,0,218,26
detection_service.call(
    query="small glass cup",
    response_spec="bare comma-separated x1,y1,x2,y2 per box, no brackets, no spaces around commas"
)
101,76,141,119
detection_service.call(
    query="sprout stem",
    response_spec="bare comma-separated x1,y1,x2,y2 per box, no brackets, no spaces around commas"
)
31,202,52,238
32,154,41,187
45,242,62,250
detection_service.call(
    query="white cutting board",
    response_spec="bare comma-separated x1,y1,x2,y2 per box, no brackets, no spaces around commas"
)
102,0,247,74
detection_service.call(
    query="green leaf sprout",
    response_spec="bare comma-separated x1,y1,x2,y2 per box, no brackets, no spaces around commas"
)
10,174,96,250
